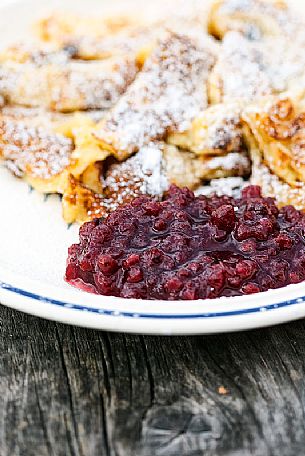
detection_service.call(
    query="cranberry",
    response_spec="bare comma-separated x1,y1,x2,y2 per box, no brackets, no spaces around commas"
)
177,268,192,279
289,272,302,284
124,254,140,268
241,283,261,294
153,219,167,231
259,217,276,235
275,233,293,250
207,265,226,291
214,228,228,242
228,276,243,288
268,259,287,283
187,262,202,274
240,239,256,253
165,277,183,294
127,267,143,283
144,248,164,265
66,263,78,281
66,185,305,300
236,260,256,279
235,223,256,241
162,255,176,271
98,254,118,275
94,274,115,295
161,235,187,253
80,260,92,273
144,201,161,215
118,220,136,235
121,284,146,299
282,205,301,223
79,220,97,240
181,284,198,300
212,204,236,232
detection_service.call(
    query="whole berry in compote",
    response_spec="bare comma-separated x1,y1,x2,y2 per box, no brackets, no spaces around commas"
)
65,185,305,300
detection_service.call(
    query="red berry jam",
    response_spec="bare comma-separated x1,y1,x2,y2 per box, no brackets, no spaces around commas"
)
65,185,305,300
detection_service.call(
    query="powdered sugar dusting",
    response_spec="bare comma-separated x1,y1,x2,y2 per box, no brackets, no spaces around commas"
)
0,119,73,179
62,23,164,60
198,103,242,152
50,57,138,111
218,0,302,39
0,55,137,111
98,143,168,215
206,152,250,172
214,32,272,102
195,177,246,198
95,32,216,158
220,0,252,11
0,43,72,65
251,153,305,209
214,31,305,103
139,144,169,196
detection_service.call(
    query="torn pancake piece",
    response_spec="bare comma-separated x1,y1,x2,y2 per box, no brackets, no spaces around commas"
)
208,0,300,40
251,148,305,211
36,13,159,66
164,144,249,188
208,31,305,105
59,115,110,181
0,117,73,193
93,32,216,160
62,175,105,224
62,143,168,223
168,102,243,156
243,97,305,187
0,54,138,112
0,112,110,195
0,105,107,131
36,13,139,44
209,32,271,104
54,23,164,65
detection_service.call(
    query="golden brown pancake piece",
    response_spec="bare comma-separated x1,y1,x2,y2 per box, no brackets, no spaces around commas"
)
93,32,216,160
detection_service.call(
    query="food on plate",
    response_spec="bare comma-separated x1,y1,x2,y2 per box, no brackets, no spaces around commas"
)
1,0,305,301
66,185,305,299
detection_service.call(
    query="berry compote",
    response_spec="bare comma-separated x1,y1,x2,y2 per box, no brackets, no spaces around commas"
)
65,185,305,300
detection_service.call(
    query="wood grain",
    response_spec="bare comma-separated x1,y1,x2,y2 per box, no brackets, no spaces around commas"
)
0,305,305,456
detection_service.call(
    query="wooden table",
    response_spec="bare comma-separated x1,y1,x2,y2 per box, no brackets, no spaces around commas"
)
1,306,304,456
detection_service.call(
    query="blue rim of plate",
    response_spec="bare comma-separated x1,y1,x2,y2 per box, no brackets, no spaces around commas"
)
1,280,305,319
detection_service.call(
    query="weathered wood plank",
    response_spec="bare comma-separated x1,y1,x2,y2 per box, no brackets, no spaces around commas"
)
1,305,305,456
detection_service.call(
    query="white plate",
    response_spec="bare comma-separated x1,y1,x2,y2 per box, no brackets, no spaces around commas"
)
1,0,305,335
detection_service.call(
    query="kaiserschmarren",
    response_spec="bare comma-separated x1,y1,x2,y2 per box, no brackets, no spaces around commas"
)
1,0,305,224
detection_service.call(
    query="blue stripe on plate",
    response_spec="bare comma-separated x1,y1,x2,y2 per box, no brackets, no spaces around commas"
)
1,280,305,319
